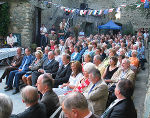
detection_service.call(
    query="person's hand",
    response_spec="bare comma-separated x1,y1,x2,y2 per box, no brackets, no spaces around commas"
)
18,69,22,72
38,69,44,73
12,63,16,67
29,66,32,69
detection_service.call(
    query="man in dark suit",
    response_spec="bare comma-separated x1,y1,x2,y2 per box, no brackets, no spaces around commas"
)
16,86,47,118
31,51,59,86
36,73,60,118
101,79,137,118
5,48,35,94
0,47,23,83
62,92,98,118
54,54,72,88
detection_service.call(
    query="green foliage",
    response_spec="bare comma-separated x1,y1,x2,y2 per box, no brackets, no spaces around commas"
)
0,2,10,36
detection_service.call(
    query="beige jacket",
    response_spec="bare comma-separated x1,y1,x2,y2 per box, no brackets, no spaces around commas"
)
83,80,108,116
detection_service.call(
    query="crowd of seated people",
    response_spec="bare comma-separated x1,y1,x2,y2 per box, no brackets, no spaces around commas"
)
0,27,149,118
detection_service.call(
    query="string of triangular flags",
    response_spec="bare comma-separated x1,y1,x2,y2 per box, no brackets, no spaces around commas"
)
43,0,149,17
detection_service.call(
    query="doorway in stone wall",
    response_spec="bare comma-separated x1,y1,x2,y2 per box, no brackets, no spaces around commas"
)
84,22,94,36
33,7,41,47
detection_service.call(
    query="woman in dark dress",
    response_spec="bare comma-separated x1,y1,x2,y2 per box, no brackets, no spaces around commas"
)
102,56,118,84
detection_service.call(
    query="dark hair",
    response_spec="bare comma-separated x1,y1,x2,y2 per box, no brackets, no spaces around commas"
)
110,56,118,65
118,79,134,98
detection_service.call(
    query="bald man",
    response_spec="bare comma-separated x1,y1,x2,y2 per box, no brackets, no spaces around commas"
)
16,86,47,118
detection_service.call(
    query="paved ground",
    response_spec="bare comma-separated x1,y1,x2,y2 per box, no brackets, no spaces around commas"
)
0,49,149,117
0,66,26,114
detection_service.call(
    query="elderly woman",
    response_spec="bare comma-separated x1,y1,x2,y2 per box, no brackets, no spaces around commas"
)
129,50,139,73
53,61,83,95
22,50,43,85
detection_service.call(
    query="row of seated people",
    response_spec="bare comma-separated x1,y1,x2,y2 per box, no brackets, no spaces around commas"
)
1,72,137,118
1,48,137,117
0,33,146,117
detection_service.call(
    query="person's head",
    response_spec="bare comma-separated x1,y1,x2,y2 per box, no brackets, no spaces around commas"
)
95,48,101,55
133,45,138,50
89,68,101,84
84,54,91,63
118,55,125,63
54,49,60,56
50,40,55,46
0,93,13,118
45,46,50,55
36,47,42,51
109,48,116,57
62,92,89,118
35,50,43,59
9,33,13,37
83,62,96,78
25,48,31,56
92,42,97,48
131,50,137,57
36,74,54,94
62,54,70,65
88,45,93,51
74,46,79,52
93,55,103,66
115,79,134,99
17,47,22,55
109,56,118,66
121,58,130,70
21,86,39,105
71,61,82,76
48,51,55,60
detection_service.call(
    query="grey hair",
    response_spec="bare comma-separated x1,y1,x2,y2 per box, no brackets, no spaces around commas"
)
63,92,88,111
42,73,54,89
123,58,130,65
0,93,13,118
21,86,39,104
83,62,96,73
90,68,101,79
131,50,137,56
94,55,103,62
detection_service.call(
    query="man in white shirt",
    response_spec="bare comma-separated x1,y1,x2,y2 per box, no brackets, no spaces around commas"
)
40,24,47,48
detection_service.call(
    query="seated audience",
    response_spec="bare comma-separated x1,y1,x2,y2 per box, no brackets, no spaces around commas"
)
0,93,13,118
22,50,43,86
54,49,62,67
54,54,72,87
101,79,137,118
102,56,118,84
129,50,139,73
16,86,47,118
0,47,23,83
110,58,135,88
5,48,35,94
31,51,59,86
71,46,80,61
93,55,105,76
36,74,60,118
42,46,50,61
61,92,98,118
53,61,83,95
83,68,108,116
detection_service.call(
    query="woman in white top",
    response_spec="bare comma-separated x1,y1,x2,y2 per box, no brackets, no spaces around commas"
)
53,61,83,95
6,33,16,47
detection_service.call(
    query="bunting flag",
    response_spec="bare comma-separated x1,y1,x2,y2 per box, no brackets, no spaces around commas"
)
116,7,121,12
141,0,150,2
120,5,126,7
80,10,87,16
92,10,98,15
144,0,149,8
136,4,141,8
87,10,93,15
109,8,114,13
97,10,103,16
104,9,108,14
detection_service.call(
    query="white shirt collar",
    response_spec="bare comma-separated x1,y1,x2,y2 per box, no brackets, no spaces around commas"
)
84,111,92,118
